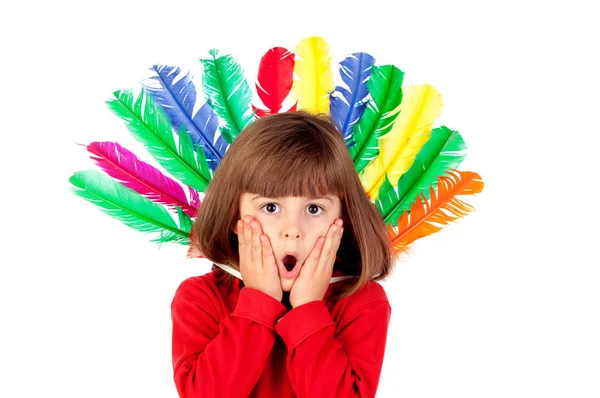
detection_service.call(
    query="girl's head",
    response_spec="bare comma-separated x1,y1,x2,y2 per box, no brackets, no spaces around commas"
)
192,111,397,300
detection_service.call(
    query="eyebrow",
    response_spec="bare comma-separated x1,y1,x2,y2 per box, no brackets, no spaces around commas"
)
251,195,334,204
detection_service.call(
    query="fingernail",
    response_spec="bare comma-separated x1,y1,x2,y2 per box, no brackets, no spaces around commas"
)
336,219,343,227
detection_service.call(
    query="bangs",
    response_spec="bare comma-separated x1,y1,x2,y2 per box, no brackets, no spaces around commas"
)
239,147,346,199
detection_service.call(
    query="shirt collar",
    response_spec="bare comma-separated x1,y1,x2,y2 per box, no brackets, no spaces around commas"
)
212,262,358,284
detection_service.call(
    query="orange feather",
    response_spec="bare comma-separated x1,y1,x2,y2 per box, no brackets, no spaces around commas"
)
388,169,484,251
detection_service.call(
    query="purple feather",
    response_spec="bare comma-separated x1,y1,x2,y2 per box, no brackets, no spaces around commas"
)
142,65,227,172
329,52,376,147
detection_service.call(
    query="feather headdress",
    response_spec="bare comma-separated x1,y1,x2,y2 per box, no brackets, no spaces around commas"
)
69,35,484,259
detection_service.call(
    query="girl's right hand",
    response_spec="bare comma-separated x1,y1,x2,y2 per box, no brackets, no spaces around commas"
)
237,216,283,302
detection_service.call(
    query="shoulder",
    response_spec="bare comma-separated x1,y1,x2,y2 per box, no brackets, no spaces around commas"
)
353,280,389,304
170,269,233,323
172,269,228,303
345,280,391,314
174,272,211,296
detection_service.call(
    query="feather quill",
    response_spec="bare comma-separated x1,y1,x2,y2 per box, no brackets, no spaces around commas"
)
187,228,204,259
348,64,405,173
291,36,334,114
360,84,443,200
253,47,297,117
69,169,191,245
329,52,375,142
201,49,254,142
106,89,212,193
142,64,227,172
387,170,484,250
86,141,200,218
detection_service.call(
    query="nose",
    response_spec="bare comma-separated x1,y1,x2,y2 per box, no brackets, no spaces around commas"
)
284,231,301,239
281,216,302,240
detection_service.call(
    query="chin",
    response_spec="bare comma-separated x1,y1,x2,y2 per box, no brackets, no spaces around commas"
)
280,279,295,292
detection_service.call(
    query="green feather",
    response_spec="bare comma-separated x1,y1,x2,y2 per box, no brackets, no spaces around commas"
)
375,126,467,225
201,49,254,143
175,206,193,237
106,89,212,192
69,169,191,245
349,64,405,173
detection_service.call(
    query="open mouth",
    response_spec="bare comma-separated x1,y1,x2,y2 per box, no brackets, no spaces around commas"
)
282,254,297,272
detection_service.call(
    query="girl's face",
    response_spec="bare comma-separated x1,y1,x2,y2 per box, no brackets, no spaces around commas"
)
236,193,342,292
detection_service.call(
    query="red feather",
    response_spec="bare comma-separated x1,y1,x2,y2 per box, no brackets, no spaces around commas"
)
253,47,296,116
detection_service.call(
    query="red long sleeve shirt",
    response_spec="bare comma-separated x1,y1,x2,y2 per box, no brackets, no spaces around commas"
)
171,267,391,398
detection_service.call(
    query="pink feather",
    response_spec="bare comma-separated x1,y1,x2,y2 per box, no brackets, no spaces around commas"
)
86,141,200,217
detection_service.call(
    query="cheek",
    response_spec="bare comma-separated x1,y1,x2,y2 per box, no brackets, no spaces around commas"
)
319,217,337,235
306,227,327,246
254,216,277,238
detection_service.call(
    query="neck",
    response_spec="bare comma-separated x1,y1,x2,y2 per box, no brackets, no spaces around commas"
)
281,291,292,311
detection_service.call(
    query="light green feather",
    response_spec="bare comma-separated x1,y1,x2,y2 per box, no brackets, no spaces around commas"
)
201,49,254,143
69,169,191,245
106,89,212,192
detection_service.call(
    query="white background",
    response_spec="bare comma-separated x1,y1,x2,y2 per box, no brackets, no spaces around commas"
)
1,0,599,397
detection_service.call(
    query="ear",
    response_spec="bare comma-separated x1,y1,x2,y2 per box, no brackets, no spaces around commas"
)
232,212,241,235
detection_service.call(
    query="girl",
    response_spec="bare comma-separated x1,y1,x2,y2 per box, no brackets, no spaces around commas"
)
171,111,397,398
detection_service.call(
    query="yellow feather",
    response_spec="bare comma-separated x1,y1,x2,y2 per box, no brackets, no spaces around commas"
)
359,84,443,200
291,36,334,114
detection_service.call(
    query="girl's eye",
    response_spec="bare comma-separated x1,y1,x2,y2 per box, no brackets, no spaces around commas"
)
307,204,323,216
260,203,324,216
263,203,279,214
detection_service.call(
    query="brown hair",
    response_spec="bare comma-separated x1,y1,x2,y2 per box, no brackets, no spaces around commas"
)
192,111,398,301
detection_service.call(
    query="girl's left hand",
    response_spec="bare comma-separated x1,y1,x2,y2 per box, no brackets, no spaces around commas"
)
289,218,344,309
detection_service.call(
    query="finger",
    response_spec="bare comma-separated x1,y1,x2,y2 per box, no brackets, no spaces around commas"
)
243,218,253,262
304,236,326,272
261,234,276,273
237,220,250,263
251,221,263,268
318,223,343,273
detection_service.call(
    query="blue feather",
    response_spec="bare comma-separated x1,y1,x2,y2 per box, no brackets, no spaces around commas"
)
329,52,376,148
142,64,227,172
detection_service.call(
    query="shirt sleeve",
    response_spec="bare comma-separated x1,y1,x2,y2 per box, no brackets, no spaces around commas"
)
171,286,287,398
274,299,391,398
